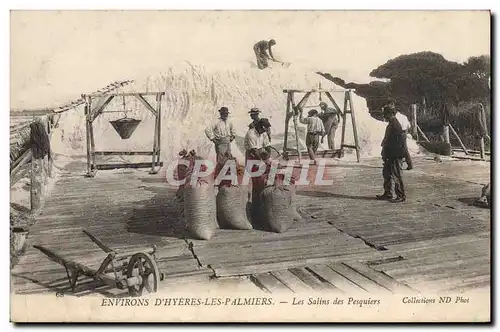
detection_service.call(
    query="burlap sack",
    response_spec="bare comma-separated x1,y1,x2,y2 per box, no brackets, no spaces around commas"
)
216,186,253,230
183,157,217,240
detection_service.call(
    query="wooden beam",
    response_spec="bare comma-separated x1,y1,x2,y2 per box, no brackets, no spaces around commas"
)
90,95,115,122
134,94,158,116
452,148,490,156
295,92,312,111
94,151,154,156
417,125,430,142
92,92,165,98
10,109,55,116
82,230,114,253
95,162,164,170
283,89,352,93
448,124,468,155
324,91,342,114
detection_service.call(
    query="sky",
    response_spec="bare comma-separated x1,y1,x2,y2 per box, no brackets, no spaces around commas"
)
10,10,491,109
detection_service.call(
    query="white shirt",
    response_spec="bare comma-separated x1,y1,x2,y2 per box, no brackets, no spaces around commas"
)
395,112,411,131
244,128,271,151
205,118,236,141
299,116,325,134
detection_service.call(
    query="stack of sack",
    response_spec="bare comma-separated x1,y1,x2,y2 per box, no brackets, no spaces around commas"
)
214,152,253,230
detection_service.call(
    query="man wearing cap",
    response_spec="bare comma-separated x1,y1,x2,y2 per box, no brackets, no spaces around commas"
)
377,105,406,203
205,106,236,163
249,108,272,142
319,101,342,150
299,108,326,164
253,39,279,70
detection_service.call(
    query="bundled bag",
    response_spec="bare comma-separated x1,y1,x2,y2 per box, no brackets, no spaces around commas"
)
182,152,218,240
214,153,252,230
260,171,302,233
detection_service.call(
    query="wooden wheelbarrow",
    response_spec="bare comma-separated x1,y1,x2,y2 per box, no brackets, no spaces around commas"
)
33,229,164,297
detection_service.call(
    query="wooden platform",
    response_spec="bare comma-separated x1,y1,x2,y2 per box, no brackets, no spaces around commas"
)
11,155,491,296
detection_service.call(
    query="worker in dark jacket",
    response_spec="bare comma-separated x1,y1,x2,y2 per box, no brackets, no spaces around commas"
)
253,39,278,69
377,105,407,203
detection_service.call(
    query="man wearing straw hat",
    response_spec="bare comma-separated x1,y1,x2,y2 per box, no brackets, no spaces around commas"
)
248,108,272,142
205,106,236,163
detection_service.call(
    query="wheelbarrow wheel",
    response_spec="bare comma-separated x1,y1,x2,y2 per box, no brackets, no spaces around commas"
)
127,252,160,297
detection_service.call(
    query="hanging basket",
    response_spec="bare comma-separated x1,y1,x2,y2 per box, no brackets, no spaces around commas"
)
109,118,142,139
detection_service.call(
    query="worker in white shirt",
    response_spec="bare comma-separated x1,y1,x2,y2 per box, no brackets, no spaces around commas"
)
205,106,236,163
244,119,272,220
299,108,326,164
244,118,272,163
392,103,413,170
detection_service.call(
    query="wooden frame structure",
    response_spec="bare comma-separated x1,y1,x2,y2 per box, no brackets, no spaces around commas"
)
282,89,361,162
83,92,164,177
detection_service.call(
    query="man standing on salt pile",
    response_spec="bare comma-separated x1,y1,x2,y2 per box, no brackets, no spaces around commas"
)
299,109,325,165
319,101,341,150
253,39,278,70
248,108,272,142
391,103,414,170
377,105,406,203
205,106,236,163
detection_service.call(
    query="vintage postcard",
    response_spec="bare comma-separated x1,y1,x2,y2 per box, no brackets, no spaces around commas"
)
9,10,491,323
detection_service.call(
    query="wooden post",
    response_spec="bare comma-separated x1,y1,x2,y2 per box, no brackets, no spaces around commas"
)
156,93,162,165
30,124,44,212
88,96,96,172
84,95,92,177
339,92,348,157
291,93,302,163
150,95,159,174
480,103,488,160
476,105,486,160
410,104,418,139
480,138,485,160
283,92,292,154
347,91,360,162
443,125,450,145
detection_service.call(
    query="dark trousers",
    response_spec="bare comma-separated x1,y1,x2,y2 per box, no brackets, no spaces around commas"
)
254,46,268,69
306,133,320,161
383,158,406,198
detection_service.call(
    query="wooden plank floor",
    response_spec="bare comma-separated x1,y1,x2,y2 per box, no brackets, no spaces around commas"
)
11,155,490,296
